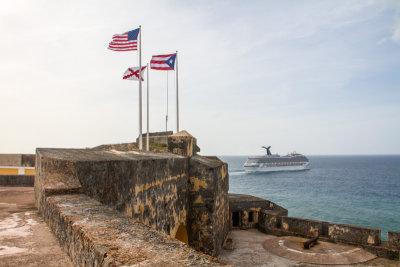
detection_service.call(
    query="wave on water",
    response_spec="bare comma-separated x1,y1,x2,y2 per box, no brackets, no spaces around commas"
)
228,170,246,176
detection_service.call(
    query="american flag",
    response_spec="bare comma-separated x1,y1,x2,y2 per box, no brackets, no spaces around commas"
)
150,53,176,70
108,28,139,51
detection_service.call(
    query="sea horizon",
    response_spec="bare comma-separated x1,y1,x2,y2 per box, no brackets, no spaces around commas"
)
219,155,400,241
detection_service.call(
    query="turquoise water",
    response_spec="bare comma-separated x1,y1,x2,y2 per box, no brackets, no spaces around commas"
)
219,155,400,241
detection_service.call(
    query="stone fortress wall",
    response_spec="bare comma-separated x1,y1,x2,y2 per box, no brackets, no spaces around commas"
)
229,193,400,260
4,131,398,265
34,131,230,265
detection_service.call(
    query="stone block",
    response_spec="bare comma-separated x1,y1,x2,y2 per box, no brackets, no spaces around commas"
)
229,194,287,230
328,223,381,246
388,231,400,249
259,210,284,231
168,131,199,157
44,194,223,266
188,155,229,256
281,217,323,237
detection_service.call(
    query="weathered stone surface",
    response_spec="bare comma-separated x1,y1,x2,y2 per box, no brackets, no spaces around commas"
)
388,231,400,249
361,244,400,261
281,217,324,238
258,210,287,234
229,194,287,230
35,147,230,257
44,194,224,266
188,156,229,256
0,154,35,167
0,175,34,186
168,131,200,157
328,223,381,246
35,149,83,215
36,148,189,238
137,131,173,145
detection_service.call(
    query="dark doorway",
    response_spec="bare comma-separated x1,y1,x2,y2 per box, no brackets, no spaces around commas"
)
248,211,254,222
232,211,240,227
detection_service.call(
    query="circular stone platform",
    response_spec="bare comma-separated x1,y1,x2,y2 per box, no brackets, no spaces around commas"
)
263,236,377,265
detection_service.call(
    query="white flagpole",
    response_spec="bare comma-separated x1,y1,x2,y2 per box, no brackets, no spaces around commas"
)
166,72,168,131
176,50,179,133
138,25,143,151
146,63,149,152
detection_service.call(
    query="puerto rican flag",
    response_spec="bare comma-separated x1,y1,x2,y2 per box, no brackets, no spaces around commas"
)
150,53,176,70
122,66,146,81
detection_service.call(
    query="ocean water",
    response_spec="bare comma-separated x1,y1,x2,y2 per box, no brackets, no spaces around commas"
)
219,155,400,241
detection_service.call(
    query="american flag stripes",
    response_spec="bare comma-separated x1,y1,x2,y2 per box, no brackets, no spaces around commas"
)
150,54,176,70
108,28,140,51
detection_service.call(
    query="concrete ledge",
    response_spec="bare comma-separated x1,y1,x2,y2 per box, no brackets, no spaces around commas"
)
328,223,381,246
281,216,324,238
0,175,34,186
44,194,224,266
388,231,400,249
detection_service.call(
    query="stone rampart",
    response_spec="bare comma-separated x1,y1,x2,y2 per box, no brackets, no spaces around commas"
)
43,193,224,266
281,216,325,238
35,131,230,260
328,223,381,246
188,156,229,256
229,194,399,260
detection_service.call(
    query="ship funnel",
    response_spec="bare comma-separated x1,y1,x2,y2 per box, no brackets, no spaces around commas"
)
262,146,272,155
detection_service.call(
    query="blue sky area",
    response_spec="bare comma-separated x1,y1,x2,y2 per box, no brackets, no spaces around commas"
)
0,0,399,155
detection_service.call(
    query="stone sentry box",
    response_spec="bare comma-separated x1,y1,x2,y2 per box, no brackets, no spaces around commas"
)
35,131,229,257
229,194,288,230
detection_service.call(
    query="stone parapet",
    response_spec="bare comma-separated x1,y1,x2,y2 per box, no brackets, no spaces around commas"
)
328,223,381,246
35,146,230,258
44,194,224,266
258,210,286,234
168,131,200,157
188,156,229,256
281,217,325,238
388,231,400,249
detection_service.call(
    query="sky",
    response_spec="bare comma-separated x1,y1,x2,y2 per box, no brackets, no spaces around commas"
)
1,0,400,155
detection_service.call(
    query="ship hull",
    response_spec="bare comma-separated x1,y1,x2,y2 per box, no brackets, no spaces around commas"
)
244,163,309,173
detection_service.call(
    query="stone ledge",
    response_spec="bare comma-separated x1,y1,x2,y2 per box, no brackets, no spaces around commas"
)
0,175,34,186
44,194,225,266
328,223,381,246
281,216,324,238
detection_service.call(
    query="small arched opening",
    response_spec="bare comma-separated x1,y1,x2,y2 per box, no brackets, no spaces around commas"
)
175,224,189,244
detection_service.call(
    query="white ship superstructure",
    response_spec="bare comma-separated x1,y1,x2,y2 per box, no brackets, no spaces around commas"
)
244,146,309,172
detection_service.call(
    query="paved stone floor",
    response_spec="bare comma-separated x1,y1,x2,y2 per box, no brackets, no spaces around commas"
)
0,186,72,267
1,186,399,267
218,229,400,267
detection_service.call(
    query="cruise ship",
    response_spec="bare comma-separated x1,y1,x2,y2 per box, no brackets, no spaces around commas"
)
244,146,309,172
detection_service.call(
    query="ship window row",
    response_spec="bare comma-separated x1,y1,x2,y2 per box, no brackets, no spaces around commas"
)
263,162,304,166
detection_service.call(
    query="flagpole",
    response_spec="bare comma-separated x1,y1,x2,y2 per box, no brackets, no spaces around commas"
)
138,25,143,151
176,50,179,133
146,63,149,152
166,72,168,132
